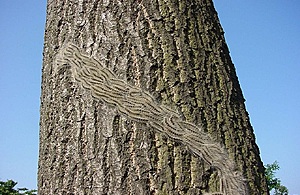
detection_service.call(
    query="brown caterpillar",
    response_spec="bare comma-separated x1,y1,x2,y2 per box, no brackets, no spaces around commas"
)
55,43,248,195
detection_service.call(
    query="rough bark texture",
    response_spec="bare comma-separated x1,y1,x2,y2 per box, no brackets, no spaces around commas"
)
38,0,268,194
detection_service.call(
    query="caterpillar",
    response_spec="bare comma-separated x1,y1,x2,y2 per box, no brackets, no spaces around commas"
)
55,42,248,195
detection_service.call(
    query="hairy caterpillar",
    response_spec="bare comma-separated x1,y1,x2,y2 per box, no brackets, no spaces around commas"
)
55,43,248,195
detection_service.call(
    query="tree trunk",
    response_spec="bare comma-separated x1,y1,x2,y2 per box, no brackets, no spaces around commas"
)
38,0,268,194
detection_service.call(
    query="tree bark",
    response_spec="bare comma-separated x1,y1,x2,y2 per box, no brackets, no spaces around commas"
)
38,0,268,194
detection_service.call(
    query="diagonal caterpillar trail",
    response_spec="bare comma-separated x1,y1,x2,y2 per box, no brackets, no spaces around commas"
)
55,43,248,195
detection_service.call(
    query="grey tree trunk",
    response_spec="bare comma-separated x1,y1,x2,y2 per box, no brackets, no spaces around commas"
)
38,0,268,194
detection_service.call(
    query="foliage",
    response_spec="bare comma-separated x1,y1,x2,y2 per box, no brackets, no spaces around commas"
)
265,161,288,195
0,180,37,195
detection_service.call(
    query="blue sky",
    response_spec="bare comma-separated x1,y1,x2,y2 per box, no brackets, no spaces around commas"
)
0,0,299,194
